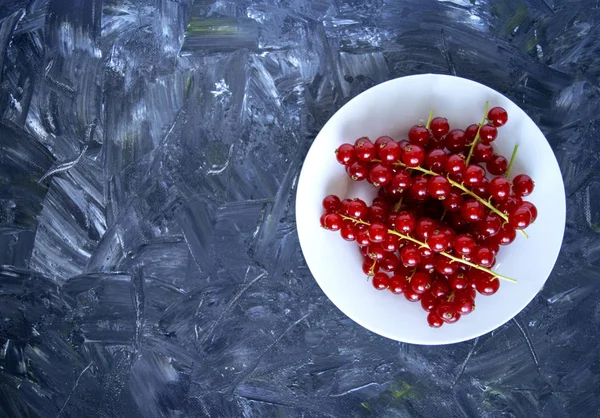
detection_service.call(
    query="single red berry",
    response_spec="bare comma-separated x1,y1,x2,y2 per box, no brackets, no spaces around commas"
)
445,129,467,153
483,238,500,255
430,278,450,298
448,212,468,232
474,246,495,268
472,177,490,199
411,271,432,294
448,271,468,290
472,143,494,163
489,177,511,201
521,201,538,222
421,292,438,312
464,124,480,143
394,264,414,280
463,164,486,186
356,226,371,246
367,221,388,243
381,234,401,252
427,176,451,200
322,213,343,231
496,195,523,215
347,199,368,219
402,144,425,167
436,301,461,323
354,138,376,162
460,200,485,222
442,190,463,212
340,220,356,241
388,276,406,294
440,227,456,250
367,243,386,261
362,258,378,275
419,254,436,272
347,161,369,181
339,198,353,215
509,206,532,230
495,224,516,245
368,205,388,223
322,195,341,212
390,169,412,192
471,270,500,296
368,163,393,186
408,125,430,147
444,154,466,176
425,149,448,172
430,117,450,138
512,174,535,196
395,211,416,234
487,107,508,127
455,297,475,315
372,272,389,290
477,214,502,238
335,143,356,165
429,135,447,149
428,230,449,253
372,197,392,210
377,140,402,163
408,175,429,201
434,256,457,276
374,136,393,147
404,288,422,302
381,254,401,272
415,217,436,241
400,244,421,268
487,154,508,176
427,311,444,328
478,124,498,143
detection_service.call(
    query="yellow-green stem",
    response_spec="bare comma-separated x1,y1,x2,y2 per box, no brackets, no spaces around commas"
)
465,101,489,166
505,144,519,179
340,214,517,283
426,109,434,129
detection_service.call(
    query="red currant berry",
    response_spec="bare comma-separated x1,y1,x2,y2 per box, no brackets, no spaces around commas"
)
436,301,461,323
388,276,405,294
367,243,386,261
381,254,401,272
478,124,498,143
445,129,467,153
427,312,444,328
483,238,500,255
402,144,425,167
347,161,369,181
508,205,532,230
408,125,430,147
430,278,450,298
442,190,463,212
369,163,393,186
368,205,388,223
367,221,388,243
434,256,457,276
448,271,468,290
464,124,480,143
495,225,516,245
415,217,436,241
444,154,466,176
421,292,438,312
390,169,412,192
395,211,416,234
428,230,449,253
394,264,414,280
440,227,456,250
404,288,422,302
496,195,523,215
471,270,500,296
460,200,485,223
335,143,356,165
362,258,378,275
472,177,490,199
487,154,508,176
374,136,393,147
322,213,343,231
347,199,368,219
400,244,421,268
474,246,495,268
512,174,535,196
521,201,537,222
354,138,376,162
377,140,402,163
487,107,508,127
372,272,389,290
428,176,451,200
455,297,475,315
419,254,436,272
429,135,447,149
381,234,401,252
448,212,468,232
408,175,429,201
489,177,511,201
425,149,448,172
477,214,502,238
356,226,371,246
463,164,486,186
339,198,353,215
430,117,450,138
472,143,494,163
322,194,341,212
411,272,432,294
340,220,356,241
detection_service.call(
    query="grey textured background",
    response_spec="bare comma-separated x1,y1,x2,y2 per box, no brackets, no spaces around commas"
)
0,0,599,417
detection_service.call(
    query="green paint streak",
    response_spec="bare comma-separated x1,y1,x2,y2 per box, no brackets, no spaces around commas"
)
503,3,529,36
186,17,237,35
361,402,370,410
390,381,414,399
592,223,600,233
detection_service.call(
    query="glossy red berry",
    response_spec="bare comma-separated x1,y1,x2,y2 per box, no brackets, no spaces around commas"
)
460,200,485,222
411,272,432,294
437,301,461,323
340,220,356,241
408,176,429,201
464,124,480,143
381,254,401,272
347,161,369,181
362,258,378,275
388,276,406,294
455,297,475,315
427,312,444,328
471,270,500,296
381,234,401,252
367,244,386,261
421,292,438,312
521,201,538,222
425,149,448,172
404,288,422,302
427,176,451,200
367,221,388,243
474,246,496,268
354,138,376,162
509,206,532,230
472,143,494,163
489,177,511,201
321,213,343,231
442,190,463,212
463,165,486,186
428,230,449,253
496,195,523,215
395,211,416,234
448,271,468,290
495,225,516,245
444,154,466,176
355,225,371,246
408,125,430,147
430,278,450,298
434,256,457,276
472,177,490,199
322,195,341,212
445,129,467,153
477,214,502,238
487,107,508,127
415,217,436,241
400,244,420,268
372,272,389,290
430,117,450,138
377,140,402,163
512,174,535,196
368,163,393,186
336,143,356,165
402,144,425,167
347,199,368,219
487,154,508,176
375,136,393,147
478,124,498,143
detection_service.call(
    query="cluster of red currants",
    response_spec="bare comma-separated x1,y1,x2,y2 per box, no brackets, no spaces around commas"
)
320,106,538,327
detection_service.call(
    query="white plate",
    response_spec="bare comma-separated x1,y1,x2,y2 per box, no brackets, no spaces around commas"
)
295,74,566,345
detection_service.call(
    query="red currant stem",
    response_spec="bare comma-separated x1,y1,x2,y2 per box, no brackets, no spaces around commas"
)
368,260,376,276
440,209,447,221
505,144,519,179
425,109,434,129
465,101,489,166
339,214,517,283
393,197,403,212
